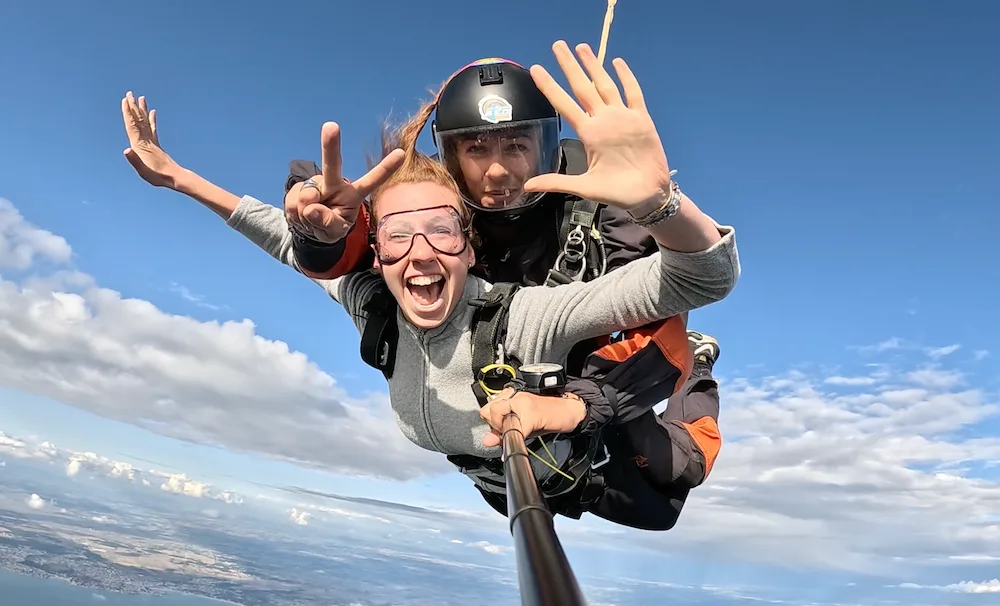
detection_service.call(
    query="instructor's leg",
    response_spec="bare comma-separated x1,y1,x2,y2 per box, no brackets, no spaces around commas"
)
619,331,722,490
586,429,690,531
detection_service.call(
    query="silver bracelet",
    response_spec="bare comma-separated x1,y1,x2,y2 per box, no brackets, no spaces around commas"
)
628,178,683,227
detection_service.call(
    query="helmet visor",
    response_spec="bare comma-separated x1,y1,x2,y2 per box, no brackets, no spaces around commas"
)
435,117,561,212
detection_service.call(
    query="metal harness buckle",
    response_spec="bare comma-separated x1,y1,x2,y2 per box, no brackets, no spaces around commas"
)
552,225,588,281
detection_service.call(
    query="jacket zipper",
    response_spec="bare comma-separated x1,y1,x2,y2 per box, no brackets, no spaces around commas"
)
419,331,445,453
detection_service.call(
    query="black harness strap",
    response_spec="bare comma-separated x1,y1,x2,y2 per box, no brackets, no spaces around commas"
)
546,139,607,286
358,282,399,380
467,282,522,406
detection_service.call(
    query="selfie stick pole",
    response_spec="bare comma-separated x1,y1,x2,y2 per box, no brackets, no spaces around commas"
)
502,412,588,606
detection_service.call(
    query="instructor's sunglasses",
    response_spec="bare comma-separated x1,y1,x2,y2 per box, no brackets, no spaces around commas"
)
374,205,470,265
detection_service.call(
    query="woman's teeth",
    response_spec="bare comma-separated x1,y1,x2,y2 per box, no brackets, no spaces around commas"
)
407,275,443,286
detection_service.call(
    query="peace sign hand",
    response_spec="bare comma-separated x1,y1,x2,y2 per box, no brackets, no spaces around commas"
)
285,123,405,244
523,41,674,216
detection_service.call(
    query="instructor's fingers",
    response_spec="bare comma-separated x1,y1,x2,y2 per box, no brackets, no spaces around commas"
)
611,57,647,111
529,64,588,129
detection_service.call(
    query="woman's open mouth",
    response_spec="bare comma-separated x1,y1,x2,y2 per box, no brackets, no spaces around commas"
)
405,274,446,312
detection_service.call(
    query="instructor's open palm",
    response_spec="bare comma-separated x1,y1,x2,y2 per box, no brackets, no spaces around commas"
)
524,41,674,213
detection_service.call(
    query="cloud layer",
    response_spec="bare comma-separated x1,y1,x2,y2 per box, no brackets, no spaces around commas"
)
592,352,1000,582
0,197,446,481
3,195,999,595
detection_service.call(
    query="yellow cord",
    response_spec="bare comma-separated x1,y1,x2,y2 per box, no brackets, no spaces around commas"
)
477,363,518,396
597,0,618,65
528,445,575,481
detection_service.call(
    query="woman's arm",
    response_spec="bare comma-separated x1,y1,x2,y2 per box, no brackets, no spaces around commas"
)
119,91,382,325
505,220,740,366
172,167,241,220
223,195,383,325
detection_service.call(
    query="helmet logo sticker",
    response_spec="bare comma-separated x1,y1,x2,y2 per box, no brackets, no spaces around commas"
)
478,94,513,124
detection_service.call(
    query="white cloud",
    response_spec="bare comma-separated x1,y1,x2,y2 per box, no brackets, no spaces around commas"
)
26,493,46,509
0,199,72,269
159,473,210,498
906,367,964,390
167,282,225,312
824,375,877,386
899,578,1000,594
1,429,240,505
570,355,1000,579
949,554,1000,562
289,508,311,526
313,504,391,524
468,540,512,555
949,579,1000,593
856,337,902,354
926,344,961,359
974,350,989,361
66,452,136,481
0,197,446,481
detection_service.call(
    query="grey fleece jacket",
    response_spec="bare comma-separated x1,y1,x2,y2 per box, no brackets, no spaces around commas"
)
226,195,741,468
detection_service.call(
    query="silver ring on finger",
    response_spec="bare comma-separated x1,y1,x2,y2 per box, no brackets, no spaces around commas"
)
301,177,321,191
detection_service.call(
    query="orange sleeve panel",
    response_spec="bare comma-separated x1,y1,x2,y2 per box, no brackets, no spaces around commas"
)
591,314,693,394
680,416,722,480
299,205,374,280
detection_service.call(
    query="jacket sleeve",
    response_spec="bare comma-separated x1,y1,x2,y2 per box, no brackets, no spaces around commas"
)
505,221,740,367
285,159,322,194
224,194,382,334
283,159,377,280
596,203,660,272
563,378,615,436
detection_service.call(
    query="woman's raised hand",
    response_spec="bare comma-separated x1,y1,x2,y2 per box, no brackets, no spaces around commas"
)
121,91,183,188
285,123,405,244
523,41,674,217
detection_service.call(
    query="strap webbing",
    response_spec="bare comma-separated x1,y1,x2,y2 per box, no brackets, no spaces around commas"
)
359,283,399,379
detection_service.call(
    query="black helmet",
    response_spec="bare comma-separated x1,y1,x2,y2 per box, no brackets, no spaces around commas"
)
431,58,562,214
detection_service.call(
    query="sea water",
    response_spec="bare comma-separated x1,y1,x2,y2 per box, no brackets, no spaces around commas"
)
0,569,231,606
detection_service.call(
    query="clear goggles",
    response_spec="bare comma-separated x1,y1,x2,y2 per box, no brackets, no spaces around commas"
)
374,205,470,265
434,117,561,212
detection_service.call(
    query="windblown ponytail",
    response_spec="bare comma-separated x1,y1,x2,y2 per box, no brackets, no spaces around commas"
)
366,81,476,243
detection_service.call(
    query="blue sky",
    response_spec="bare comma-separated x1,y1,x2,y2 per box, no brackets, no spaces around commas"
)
1,0,1000,603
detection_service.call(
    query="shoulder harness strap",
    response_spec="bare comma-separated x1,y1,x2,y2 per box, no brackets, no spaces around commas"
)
359,281,399,380
467,282,522,407
546,139,608,286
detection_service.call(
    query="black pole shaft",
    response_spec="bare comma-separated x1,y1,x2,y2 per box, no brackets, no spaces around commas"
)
502,414,588,606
